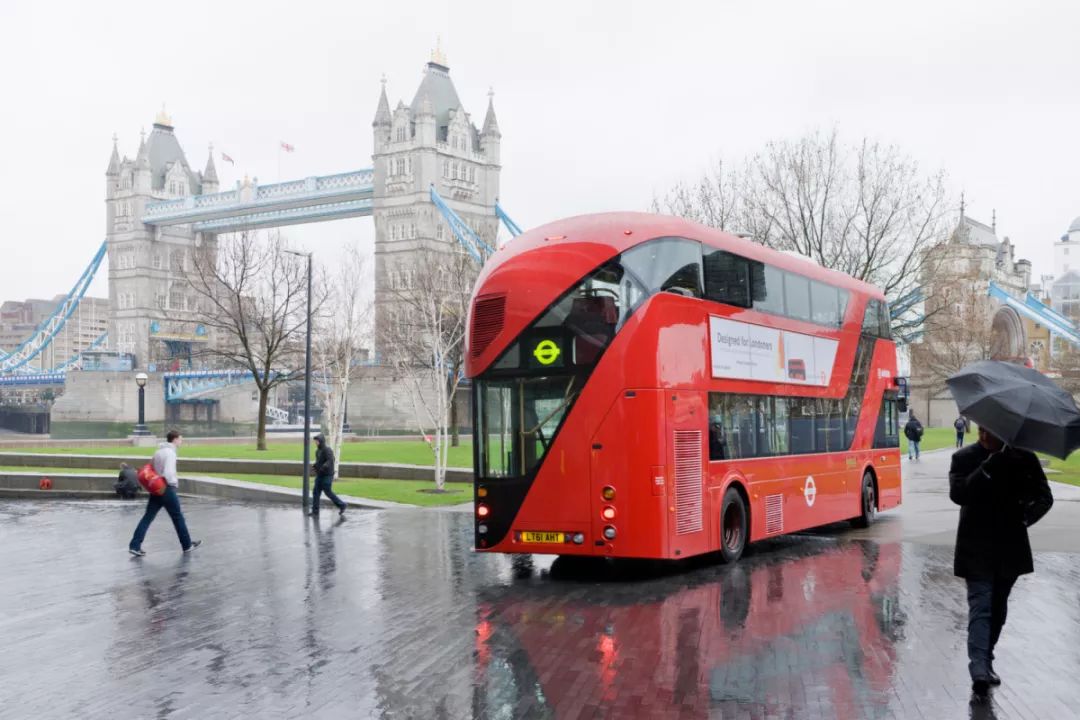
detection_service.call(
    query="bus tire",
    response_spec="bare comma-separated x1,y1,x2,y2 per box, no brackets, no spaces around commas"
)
719,487,748,563
852,472,877,528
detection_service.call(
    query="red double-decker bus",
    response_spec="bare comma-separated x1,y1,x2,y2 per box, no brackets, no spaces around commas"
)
467,213,901,562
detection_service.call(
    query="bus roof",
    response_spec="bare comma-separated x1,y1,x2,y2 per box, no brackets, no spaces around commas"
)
480,212,884,299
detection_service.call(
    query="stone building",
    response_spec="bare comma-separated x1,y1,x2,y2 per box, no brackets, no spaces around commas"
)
105,109,217,370
909,214,1044,426
371,48,502,350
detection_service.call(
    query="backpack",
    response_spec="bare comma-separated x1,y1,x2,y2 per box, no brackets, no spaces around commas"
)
954,417,966,432
137,463,168,496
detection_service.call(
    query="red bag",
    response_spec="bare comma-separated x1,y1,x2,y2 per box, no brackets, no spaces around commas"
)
137,463,167,496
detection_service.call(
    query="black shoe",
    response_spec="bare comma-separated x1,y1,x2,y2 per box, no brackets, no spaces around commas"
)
988,669,1001,686
972,678,990,699
183,540,202,553
129,547,146,557
338,505,347,517
308,511,319,517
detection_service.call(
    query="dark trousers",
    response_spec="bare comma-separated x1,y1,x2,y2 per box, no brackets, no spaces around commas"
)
313,475,345,514
966,576,1017,680
956,431,965,448
129,486,192,551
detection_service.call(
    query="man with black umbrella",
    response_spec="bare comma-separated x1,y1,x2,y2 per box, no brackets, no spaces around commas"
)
949,426,1053,701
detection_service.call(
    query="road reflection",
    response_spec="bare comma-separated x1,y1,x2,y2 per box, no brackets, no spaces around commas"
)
473,538,905,719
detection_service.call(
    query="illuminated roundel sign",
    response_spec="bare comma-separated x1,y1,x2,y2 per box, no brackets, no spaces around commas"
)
532,339,562,367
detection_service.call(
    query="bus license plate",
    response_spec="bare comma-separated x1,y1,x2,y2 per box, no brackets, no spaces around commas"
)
521,531,564,544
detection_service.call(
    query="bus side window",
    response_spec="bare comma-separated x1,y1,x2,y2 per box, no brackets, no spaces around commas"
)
703,249,751,307
753,264,785,315
862,299,882,336
623,237,703,298
784,272,812,322
789,398,815,454
879,302,892,339
810,281,840,326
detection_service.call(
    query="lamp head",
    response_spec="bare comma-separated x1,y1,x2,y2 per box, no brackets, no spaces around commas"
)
135,372,148,388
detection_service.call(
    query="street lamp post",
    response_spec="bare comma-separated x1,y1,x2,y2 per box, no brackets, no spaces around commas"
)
287,249,314,513
133,372,150,436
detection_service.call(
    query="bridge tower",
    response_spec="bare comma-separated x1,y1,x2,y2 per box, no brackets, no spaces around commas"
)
371,48,502,351
105,109,218,369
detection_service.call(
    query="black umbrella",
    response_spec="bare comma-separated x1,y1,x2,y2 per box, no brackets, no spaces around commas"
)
946,359,1080,459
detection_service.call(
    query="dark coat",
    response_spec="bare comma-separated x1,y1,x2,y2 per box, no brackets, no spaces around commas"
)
114,466,139,499
948,443,1054,579
903,418,923,441
313,443,336,479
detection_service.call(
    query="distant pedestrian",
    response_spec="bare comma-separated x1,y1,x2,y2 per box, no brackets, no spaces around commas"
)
310,434,346,517
954,415,968,448
128,430,201,556
904,414,924,460
949,426,1053,701
114,462,139,499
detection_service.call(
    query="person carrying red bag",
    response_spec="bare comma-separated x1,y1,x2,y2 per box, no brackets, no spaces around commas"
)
128,429,202,557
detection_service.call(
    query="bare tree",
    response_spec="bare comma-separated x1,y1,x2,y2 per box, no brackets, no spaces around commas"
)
914,270,998,387
186,230,320,450
382,244,475,490
314,244,372,474
655,130,953,340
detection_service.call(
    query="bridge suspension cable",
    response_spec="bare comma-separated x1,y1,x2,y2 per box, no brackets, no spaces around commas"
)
429,186,495,262
0,241,108,374
495,201,522,238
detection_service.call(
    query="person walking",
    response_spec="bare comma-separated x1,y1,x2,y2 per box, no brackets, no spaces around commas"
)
954,415,968,448
128,430,201,556
904,414,924,460
949,426,1053,701
310,433,346,517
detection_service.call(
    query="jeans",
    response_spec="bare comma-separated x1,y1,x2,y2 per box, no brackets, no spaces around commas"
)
966,576,1017,680
129,485,192,551
312,475,345,514
909,439,920,459
956,431,965,448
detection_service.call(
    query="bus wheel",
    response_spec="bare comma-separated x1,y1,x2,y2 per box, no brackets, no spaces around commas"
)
720,487,748,563
852,473,877,528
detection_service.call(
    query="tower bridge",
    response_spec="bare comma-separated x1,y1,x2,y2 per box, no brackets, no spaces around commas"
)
0,50,518,435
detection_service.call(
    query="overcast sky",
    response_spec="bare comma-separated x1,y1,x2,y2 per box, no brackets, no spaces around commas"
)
0,0,1077,303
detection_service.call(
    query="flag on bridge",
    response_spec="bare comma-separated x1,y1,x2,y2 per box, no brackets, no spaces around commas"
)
221,151,235,164
280,141,295,153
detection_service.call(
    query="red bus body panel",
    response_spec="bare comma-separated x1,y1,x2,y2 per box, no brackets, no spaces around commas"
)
469,212,901,560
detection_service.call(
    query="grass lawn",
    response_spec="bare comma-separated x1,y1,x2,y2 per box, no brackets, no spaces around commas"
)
0,466,471,507
13,440,473,468
901,427,960,455
1044,455,1080,488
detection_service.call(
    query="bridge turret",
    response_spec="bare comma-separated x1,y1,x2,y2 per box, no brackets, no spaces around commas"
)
481,91,501,165
105,134,120,200
134,128,152,194
373,77,392,153
202,144,219,194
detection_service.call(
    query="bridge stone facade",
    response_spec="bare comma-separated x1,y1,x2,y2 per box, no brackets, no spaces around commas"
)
371,52,502,348
105,109,218,370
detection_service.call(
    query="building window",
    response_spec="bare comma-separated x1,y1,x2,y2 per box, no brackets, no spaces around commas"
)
152,254,162,270
1066,248,1070,255
396,127,406,142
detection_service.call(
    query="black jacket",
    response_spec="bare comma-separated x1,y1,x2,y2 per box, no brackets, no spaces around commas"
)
313,443,336,478
903,418,923,441
114,466,139,498
948,444,1054,579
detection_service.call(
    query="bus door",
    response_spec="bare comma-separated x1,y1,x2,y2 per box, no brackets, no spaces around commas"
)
666,391,710,559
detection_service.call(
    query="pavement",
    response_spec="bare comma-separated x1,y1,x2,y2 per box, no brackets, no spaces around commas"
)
1,451,1080,719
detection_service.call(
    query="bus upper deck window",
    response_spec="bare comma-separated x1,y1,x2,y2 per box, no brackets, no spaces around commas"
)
622,238,703,298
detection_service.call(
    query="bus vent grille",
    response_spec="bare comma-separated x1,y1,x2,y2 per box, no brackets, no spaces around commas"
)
470,294,506,358
673,430,703,535
765,494,784,534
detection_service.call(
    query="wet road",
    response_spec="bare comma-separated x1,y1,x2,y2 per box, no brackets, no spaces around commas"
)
2,480,1080,719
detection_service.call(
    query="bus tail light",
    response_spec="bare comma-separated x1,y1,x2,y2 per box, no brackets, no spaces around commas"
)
603,525,617,540
601,486,616,501
601,506,616,521
477,486,488,498
478,524,488,535
477,504,490,519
